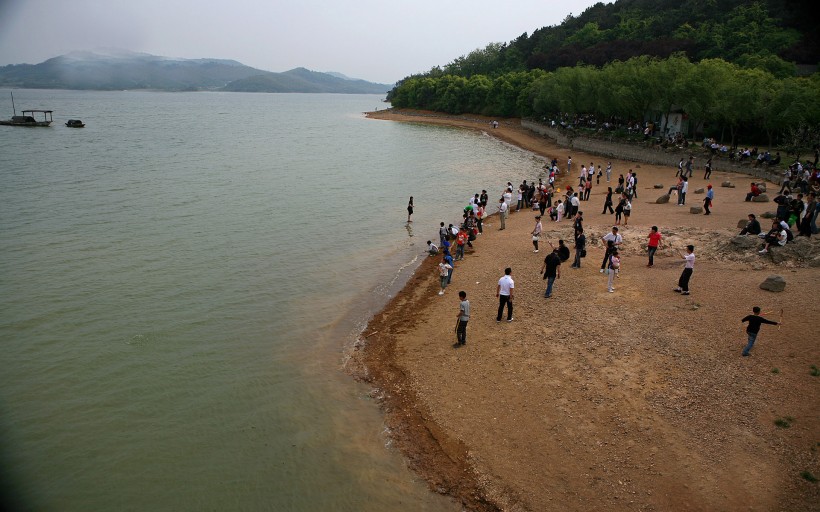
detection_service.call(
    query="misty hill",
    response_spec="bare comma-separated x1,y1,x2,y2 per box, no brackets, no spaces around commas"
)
0,50,392,93
222,68,391,93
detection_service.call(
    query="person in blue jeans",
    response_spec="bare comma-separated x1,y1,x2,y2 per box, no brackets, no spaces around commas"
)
540,249,561,298
741,306,779,356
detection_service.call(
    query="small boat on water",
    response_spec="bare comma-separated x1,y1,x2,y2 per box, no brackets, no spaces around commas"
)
0,92,53,127
65,119,85,128
0,110,54,127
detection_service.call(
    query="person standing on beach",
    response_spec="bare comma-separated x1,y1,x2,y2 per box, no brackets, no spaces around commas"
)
676,158,684,177
622,195,632,225
600,226,622,272
476,203,485,234
572,211,584,241
437,257,453,295
455,291,470,346
540,249,561,298
443,250,454,285
606,162,612,182
531,215,543,253
677,177,689,205
607,249,620,293
614,193,626,225
602,187,614,214
703,157,713,180
407,196,414,223
497,197,508,230
571,229,586,268
496,267,514,322
740,306,779,356
567,156,572,176
439,222,448,248
673,245,695,295
703,184,714,215
480,189,489,208
685,156,694,178
646,226,662,267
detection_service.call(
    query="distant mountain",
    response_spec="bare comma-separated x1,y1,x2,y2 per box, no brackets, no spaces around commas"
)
0,50,392,93
222,68,392,93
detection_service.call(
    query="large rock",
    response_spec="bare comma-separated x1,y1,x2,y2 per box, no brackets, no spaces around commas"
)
769,237,817,264
656,194,670,204
690,206,703,214
761,211,776,219
654,184,664,189
752,194,770,202
729,235,758,250
757,184,767,192
737,219,750,228
759,275,786,292
721,181,733,187
694,188,705,194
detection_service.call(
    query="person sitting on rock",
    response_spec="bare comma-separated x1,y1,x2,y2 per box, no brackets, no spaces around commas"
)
759,221,787,254
739,214,762,236
745,182,762,201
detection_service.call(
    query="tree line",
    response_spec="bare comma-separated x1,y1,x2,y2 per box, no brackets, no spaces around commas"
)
387,54,820,153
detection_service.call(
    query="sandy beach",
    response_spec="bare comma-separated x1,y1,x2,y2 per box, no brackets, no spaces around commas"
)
348,109,820,511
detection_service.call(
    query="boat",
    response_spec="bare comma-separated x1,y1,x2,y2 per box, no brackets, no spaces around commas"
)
0,92,53,127
65,119,85,128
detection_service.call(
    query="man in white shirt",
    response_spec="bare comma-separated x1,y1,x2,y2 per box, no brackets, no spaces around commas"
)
498,197,508,230
673,245,696,295
496,267,514,322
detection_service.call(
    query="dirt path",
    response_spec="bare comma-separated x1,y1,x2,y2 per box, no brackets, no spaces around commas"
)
348,109,820,511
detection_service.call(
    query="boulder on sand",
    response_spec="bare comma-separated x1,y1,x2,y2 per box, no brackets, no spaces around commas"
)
737,219,749,229
759,275,786,292
656,194,670,204
752,194,769,202
721,181,733,187
690,206,704,214
654,184,664,189
694,188,705,194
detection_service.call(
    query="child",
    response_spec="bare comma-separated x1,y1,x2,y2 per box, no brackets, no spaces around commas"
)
437,257,453,295
426,240,438,256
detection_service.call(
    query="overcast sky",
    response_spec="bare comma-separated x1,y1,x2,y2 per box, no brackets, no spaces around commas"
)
0,0,604,84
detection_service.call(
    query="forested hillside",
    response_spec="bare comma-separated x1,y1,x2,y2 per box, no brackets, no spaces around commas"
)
386,0,819,151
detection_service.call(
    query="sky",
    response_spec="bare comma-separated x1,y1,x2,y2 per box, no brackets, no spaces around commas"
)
0,0,604,84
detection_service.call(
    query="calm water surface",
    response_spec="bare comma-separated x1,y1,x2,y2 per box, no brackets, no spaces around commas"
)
0,90,546,511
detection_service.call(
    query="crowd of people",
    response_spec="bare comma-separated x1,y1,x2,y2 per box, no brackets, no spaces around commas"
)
417,146,818,353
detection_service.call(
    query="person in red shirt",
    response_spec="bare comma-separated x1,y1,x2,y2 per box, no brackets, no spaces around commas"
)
745,182,762,201
455,228,468,260
646,226,663,267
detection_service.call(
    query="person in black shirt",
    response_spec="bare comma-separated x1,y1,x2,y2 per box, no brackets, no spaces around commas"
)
739,214,762,236
741,306,779,356
540,249,562,298
571,229,586,268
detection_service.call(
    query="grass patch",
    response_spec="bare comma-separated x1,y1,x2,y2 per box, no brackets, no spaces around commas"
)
771,367,780,374
774,416,794,428
810,365,819,377
800,471,818,483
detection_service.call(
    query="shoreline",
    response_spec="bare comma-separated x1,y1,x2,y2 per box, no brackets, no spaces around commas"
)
348,109,820,511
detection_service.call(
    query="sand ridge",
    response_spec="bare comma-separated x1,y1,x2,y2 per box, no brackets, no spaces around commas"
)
348,109,820,511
